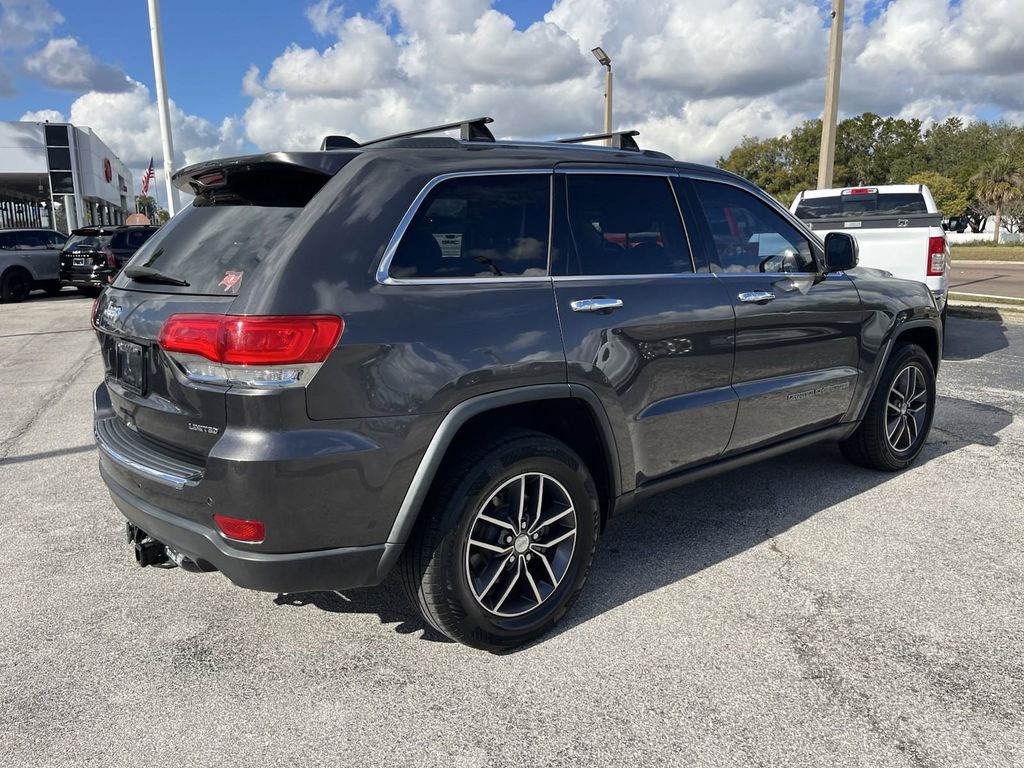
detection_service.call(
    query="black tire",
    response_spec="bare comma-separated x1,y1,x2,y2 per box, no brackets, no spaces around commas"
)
44,282,64,296
840,343,936,471
400,429,599,651
0,268,32,303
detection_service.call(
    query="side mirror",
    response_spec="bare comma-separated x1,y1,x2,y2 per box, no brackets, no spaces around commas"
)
823,232,858,272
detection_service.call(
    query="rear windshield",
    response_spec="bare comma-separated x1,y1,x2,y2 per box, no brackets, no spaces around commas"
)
116,204,300,295
795,193,927,219
64,234,112,250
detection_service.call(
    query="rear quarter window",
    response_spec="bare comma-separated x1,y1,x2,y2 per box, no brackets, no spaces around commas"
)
388,174,550,279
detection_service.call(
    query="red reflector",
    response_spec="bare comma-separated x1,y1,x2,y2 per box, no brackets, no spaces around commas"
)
159,314,343,365
213,514,265,543
927,236,947,276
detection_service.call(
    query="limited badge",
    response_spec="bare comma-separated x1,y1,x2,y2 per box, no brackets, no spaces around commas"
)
220,271,243,292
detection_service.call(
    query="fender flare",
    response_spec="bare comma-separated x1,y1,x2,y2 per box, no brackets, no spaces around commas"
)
854,315,941,422
374,383,623,579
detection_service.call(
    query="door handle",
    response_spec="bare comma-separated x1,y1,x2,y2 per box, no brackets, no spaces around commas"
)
738,291,775,304
570,298,624,313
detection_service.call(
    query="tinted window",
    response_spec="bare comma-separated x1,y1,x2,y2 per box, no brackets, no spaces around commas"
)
64,234,112,251
109,231,129,249
390,175,550,279
48,232,67,248
0,232,16,249
127,229,155,248
50,171,74,194
44,124,69,146
795,192,927,219
116,205,300,294
560,174,691,276
47,147,72,170
692,180,816,274
16,231,50,249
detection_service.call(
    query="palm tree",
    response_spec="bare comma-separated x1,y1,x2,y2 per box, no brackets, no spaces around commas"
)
971,159,1024,243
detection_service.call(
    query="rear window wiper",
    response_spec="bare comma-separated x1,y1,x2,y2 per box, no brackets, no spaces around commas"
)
124,266,190,286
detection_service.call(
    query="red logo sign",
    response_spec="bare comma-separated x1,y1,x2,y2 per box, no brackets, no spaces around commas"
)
103,158,112,183
219,271,243,292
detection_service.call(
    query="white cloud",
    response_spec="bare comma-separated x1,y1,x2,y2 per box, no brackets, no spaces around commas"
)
0,0,62,49
239,0,1024,165
24,37,131,92
20,107,64,122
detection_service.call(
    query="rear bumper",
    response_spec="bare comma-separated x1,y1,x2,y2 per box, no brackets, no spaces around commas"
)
61,265,112,287
101,463,391,592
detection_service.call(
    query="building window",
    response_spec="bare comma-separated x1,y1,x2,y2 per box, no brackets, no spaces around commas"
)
50,171,74,194
47,146,72,171
44,124,70,147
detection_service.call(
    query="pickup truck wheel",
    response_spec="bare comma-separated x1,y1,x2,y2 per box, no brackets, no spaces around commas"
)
1,268,32,303
840,343,936,471
400,430,599,651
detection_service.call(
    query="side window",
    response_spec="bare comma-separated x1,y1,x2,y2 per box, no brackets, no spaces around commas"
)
48,232,67,248
0,232,16,250
389,174,550,279
691,180,816,274
129,230,153,248
563,174,692,276
17,231,48,250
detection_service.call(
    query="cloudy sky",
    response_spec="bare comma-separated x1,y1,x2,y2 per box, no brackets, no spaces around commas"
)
2,0,1023,204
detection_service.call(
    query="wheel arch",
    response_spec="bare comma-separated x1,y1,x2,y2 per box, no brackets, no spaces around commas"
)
855,317,941,422
375,384,623,580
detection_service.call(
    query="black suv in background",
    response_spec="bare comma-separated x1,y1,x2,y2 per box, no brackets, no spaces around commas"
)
60,225,159,295
92,118,942,650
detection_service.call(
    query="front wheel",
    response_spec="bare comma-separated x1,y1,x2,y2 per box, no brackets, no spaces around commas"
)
400,430,599,651
841,343,936,471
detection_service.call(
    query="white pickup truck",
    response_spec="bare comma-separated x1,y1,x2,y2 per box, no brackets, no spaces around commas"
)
791,184,950,321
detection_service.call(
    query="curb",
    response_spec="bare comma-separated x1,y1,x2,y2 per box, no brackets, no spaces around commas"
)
950,260,1024,266
948,302,1024,323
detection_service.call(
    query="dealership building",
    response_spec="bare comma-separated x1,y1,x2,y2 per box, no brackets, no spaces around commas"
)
0,120,134,234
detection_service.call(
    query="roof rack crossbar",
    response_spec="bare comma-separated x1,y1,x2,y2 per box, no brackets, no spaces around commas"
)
555,130,640,151
358,117,495,147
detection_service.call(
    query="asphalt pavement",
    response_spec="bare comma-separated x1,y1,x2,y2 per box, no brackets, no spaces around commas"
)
950,261,1024,299
1,291,1023,767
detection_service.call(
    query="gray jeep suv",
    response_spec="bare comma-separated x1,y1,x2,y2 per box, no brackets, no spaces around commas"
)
92,118,941,650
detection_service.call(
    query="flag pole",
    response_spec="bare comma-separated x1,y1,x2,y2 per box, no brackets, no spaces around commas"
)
147,0,181,216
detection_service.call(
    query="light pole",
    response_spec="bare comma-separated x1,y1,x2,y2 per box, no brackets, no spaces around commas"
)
591,46,612,145
147,0,180,215
817,0,845,189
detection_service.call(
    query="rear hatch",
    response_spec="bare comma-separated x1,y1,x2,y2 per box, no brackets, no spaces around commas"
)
794,188,943,282
61,229,113,272
93,153,352,461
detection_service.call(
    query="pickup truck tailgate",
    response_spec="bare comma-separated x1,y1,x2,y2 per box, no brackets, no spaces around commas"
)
803,213,941,282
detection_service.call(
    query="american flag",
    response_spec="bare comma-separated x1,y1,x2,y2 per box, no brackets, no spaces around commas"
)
141,157,155,195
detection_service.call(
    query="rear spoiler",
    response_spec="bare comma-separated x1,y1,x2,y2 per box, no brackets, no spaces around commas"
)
172,151,357,195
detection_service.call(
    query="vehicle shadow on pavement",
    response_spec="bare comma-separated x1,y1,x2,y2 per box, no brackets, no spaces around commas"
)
276,393,1011,648
548,393,1012,645
943,316,1009,360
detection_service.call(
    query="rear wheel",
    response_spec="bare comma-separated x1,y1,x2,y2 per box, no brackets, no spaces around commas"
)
840,343,936,471
0,268,32,303
400,430,599,651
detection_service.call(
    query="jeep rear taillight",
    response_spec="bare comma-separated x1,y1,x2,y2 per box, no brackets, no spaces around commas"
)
159,314,343,388
927,236,947,276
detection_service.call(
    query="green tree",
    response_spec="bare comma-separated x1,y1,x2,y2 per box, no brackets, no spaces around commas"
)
971,159,1024,243
906,172,969,216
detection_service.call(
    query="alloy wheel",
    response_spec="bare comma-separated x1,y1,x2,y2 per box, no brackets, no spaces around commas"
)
464,472,577,618
886,364,928,453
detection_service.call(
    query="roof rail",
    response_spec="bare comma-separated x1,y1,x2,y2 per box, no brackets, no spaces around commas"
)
556,130,640,151
359,117,495,147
